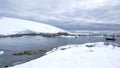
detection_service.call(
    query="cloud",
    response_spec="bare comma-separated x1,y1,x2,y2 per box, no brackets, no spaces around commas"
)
0,0,120,30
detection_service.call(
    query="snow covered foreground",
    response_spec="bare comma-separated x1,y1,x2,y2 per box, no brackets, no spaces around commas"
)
0,17,65,35
9,42,120,68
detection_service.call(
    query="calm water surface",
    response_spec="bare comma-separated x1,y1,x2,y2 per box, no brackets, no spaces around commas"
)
0,36,120,68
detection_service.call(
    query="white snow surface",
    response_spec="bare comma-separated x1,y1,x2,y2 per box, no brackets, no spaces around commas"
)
0,17,65,35
9,42,120,68
60,35,77,38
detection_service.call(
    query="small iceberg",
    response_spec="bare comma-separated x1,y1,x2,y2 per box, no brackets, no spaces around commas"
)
0,51,4,55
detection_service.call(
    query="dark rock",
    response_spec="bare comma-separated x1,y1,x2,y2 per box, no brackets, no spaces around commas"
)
57,32,69,36
13,49,47,56
60,48,66,50
85,45,94,47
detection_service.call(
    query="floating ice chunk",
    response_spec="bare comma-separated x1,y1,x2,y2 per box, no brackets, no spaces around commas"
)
0,51,4,55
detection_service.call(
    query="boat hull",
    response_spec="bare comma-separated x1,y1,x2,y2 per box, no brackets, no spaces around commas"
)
105,38,116,41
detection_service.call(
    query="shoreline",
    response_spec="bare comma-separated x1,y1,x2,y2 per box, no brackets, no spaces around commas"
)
8,42,120,68
0,32,120,38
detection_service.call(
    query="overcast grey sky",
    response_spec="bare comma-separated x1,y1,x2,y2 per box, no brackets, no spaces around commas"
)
0,0,120,30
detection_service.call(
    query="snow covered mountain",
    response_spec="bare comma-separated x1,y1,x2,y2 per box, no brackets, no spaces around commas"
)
9,42,120,68
0,17,65,35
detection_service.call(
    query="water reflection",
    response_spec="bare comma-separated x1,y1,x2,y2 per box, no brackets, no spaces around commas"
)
0,36,119,51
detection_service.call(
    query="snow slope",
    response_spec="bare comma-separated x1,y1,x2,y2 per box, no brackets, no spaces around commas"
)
9,42,120,68
0,17,65,35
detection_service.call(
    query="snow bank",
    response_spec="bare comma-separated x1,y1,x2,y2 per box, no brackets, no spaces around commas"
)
60,35,77,38
0,17,65,35
9,42,120,68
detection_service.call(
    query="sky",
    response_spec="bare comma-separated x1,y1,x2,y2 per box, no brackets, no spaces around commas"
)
0,0,120,30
